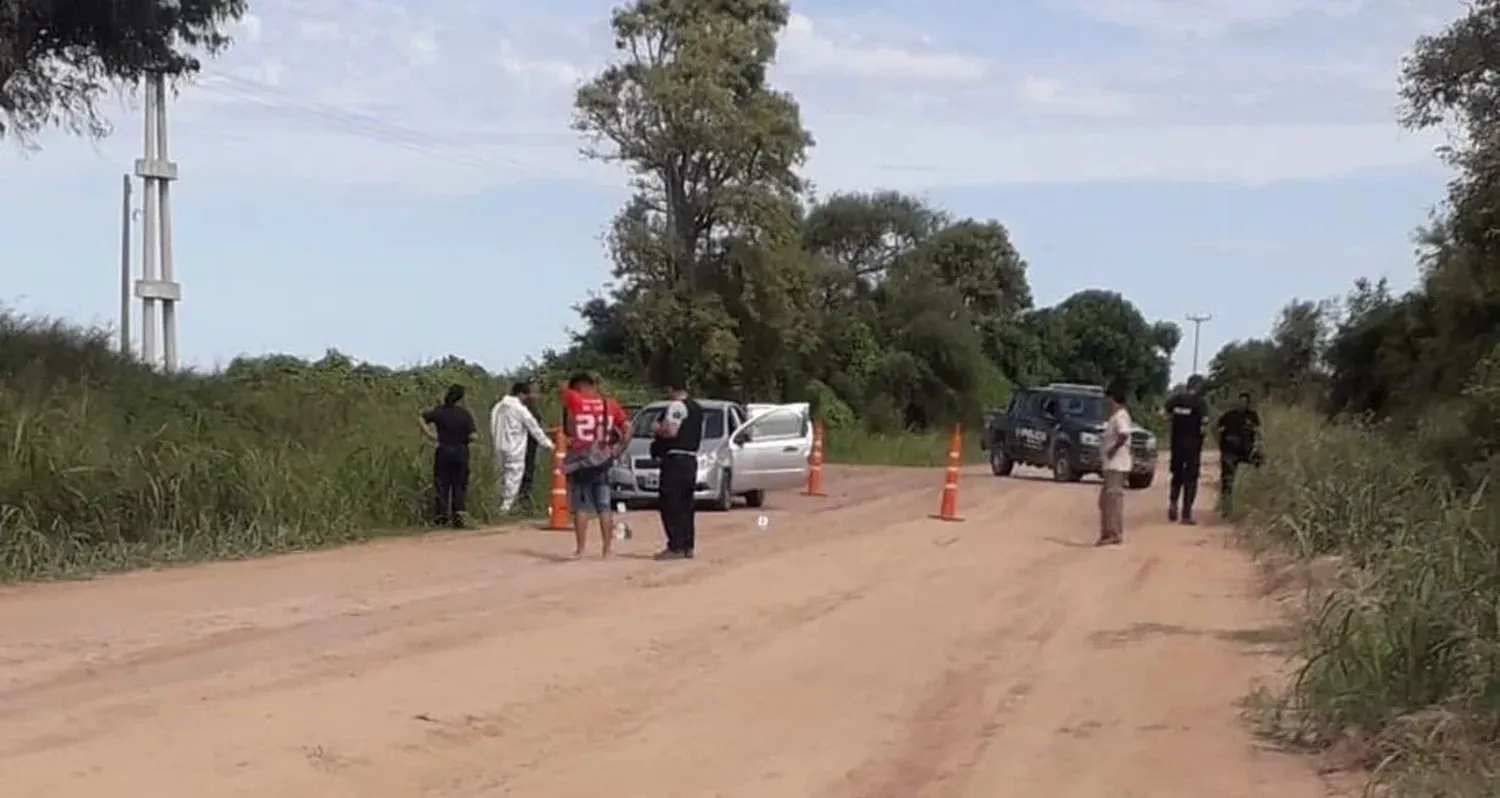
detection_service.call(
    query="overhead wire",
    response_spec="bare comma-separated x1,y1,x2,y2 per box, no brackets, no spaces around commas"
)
194,72,577,178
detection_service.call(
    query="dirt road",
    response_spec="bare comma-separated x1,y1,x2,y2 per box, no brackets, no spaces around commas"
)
0,465,1340,797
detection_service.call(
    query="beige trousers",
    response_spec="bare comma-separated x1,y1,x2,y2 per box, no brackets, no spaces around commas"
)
1098,470,1126,543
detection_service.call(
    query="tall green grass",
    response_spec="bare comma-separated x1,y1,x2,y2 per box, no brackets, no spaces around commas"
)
1235,406,1500,795
0,314,573,581
822,427,984,467
0,313,978,582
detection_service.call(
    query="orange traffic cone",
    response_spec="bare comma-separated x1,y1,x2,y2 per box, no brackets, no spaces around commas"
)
804,419,827,497
930,423,964,522
543,426,572,530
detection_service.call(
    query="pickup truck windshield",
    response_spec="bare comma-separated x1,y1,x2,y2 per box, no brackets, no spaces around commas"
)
1054,394,1105,422
630,407,726,439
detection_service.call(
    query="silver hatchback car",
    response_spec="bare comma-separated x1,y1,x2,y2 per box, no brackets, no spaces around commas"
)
609,400,814,510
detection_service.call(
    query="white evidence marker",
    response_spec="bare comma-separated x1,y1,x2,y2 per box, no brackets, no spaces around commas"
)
756,514,769,531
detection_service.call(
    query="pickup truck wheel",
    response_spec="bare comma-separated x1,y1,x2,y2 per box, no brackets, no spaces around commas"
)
989,448,1014,477
712,471,733,511
1127,472,1154,490
744,489,765,508
1052,445,1082,483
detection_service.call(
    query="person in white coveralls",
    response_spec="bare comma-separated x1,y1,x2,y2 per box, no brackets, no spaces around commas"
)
490,381,555,513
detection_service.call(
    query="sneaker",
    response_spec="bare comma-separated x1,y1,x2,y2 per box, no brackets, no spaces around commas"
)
1181,515,1198,526
1167,505,1179,522
652,549,688,561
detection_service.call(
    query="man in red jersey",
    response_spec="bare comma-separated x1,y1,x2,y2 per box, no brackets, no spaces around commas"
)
560,372,629,557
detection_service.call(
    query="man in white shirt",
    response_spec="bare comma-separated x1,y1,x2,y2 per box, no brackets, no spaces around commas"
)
490,381,555,513
1097,385,1133,546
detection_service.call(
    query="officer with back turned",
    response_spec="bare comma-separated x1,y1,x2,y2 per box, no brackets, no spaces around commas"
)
651,377,704,561
1163,374,1210,525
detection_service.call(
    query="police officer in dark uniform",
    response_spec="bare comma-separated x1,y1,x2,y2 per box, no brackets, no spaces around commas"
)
1163,374,1210,525
419,383,477,528
651,378,704,561
1216,391,1262,516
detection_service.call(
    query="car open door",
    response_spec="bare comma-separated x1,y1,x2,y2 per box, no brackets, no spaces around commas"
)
727,403,812,492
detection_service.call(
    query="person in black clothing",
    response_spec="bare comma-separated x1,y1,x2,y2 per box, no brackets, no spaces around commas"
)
1216,391,1261,516
651,379,704,561
419,384,477,528
516,391,542,511
1163,374,1210,525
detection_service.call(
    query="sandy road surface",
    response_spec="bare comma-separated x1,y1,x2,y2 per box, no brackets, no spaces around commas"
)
0,464,1341,797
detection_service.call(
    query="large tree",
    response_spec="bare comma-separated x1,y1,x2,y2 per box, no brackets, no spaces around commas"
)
572,0,816,396
1028,290,1178,402
1,0,245,142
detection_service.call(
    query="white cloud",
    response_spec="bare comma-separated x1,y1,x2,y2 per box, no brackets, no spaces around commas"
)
497,40,587,88
0,0,1451,196
1018,76,1135,118
236,13,262,43
779,13,988,82
805,115,1443,190
1060,0,1366,37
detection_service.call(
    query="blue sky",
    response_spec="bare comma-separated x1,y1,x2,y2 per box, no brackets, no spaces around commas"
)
0,0,1455,381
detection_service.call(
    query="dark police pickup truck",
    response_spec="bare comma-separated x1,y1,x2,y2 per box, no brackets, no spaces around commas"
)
980,383,1158,489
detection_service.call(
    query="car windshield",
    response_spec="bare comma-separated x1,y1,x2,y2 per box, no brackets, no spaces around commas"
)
630,407,726,440
1053,394,1105,421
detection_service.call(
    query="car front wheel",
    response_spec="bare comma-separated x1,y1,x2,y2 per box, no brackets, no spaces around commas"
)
712,470,734,511
990,447,1014,477
1052,445,1075,482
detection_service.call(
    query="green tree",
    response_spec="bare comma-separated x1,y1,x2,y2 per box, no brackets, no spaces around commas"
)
802,190,945,299
1207,339,1277,400
1,0,245,142
1034,290,1177,401
572,0,816,395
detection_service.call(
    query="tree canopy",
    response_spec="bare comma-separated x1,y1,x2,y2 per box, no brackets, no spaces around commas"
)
0,0,244,141
549,0,1182,431
1203,0,1500,478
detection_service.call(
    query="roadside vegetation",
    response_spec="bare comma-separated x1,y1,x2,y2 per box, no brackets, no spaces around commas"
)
1216,3,1500,793
2,0,1173,580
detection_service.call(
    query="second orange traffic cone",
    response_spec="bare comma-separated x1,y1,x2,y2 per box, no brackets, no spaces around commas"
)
804,419,827,497
930,423,964,522
543,426,572,530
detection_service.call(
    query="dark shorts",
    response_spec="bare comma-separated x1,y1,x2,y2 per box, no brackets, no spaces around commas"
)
568,466,611,515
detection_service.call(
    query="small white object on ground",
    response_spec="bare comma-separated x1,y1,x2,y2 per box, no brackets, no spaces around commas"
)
613,502,631,540
756,514,769,530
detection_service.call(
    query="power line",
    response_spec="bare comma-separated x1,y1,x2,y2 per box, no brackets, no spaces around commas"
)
195,73,567,177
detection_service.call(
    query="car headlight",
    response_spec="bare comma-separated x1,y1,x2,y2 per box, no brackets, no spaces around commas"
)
1143,434,1157,449
696,452,716,472
1079,432,1100,447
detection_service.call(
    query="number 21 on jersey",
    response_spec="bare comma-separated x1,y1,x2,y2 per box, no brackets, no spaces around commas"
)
574,414,599,441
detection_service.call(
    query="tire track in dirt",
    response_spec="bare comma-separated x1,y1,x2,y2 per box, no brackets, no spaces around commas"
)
0,464,1345,798
0,467,941,721
0,467,1031,775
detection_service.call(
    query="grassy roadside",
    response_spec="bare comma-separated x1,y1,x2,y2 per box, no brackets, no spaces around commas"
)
822,427,984,467
1230,406,1500,796
0,314,970,584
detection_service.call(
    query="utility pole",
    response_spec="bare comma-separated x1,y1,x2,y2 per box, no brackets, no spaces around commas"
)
1185,313,1212,376
119,174,132,357
132,72,181,371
